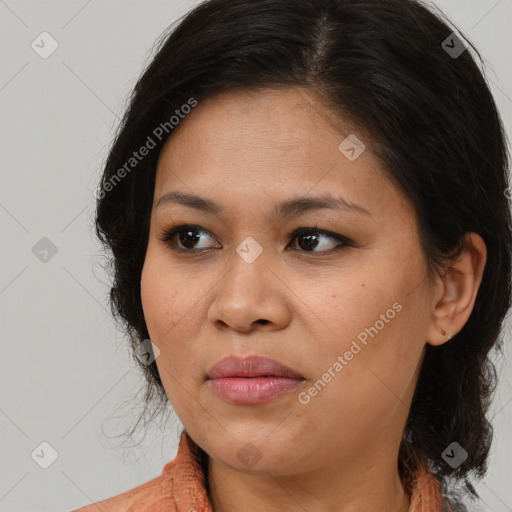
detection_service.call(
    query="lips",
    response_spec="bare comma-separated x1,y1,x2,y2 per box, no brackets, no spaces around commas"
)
207,354,304,380
207,355,305,405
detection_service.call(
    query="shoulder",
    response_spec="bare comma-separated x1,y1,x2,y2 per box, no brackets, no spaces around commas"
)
70,430,209,512
70,465,177,512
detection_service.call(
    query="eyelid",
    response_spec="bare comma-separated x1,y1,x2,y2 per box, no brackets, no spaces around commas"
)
158,224,219,250
290,227,351,245
158,224,352,253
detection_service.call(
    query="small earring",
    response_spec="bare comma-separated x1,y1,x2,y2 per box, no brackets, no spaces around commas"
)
441,328,452,340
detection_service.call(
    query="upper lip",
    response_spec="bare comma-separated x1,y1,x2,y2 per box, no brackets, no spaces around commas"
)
207,355,305,379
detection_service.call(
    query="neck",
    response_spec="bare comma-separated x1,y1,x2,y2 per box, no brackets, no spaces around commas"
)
206,441,411,512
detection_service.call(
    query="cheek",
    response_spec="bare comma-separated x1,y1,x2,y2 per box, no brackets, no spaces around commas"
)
140,253,192,344
296,281,423,429
140,258,202,415
140,263,171,341
297,340,414,450
298,279,396,361
140,253,207,381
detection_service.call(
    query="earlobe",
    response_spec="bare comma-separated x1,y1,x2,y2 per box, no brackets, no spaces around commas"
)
426,232,487,347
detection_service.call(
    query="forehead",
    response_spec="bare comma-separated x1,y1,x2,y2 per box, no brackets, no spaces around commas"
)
153,87,412,223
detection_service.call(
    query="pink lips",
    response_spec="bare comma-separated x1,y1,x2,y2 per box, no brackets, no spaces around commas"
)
207,355,305,405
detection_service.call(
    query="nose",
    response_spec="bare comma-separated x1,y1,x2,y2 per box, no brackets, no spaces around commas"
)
207,250,292,333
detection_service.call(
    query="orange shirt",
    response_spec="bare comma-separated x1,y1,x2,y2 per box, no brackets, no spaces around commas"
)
72,431,450,511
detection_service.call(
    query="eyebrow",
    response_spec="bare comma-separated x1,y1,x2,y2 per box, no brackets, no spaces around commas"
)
154,190,371,219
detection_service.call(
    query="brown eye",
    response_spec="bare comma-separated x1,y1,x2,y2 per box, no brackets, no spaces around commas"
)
159,225,218,252
288,228,350,253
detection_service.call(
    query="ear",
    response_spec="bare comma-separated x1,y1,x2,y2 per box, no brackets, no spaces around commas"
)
426,232,487,346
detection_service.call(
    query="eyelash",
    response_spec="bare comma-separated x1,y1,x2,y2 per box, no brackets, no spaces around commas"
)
157,224,352,255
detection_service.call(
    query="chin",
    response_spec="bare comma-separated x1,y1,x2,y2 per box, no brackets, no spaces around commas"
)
204,432,307,475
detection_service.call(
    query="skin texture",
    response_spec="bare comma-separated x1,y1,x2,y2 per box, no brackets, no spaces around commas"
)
140,87,487,512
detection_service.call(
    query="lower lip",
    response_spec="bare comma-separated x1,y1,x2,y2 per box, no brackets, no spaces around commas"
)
208,377,305,404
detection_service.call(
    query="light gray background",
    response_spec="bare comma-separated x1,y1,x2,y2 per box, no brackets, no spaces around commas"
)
0,1,511,511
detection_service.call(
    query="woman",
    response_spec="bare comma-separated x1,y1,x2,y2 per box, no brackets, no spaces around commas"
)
73,0,512,510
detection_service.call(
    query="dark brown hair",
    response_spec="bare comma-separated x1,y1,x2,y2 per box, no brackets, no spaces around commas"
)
94,0,512,503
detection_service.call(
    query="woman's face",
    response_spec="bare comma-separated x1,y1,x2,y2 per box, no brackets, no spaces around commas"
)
140,87,441,475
